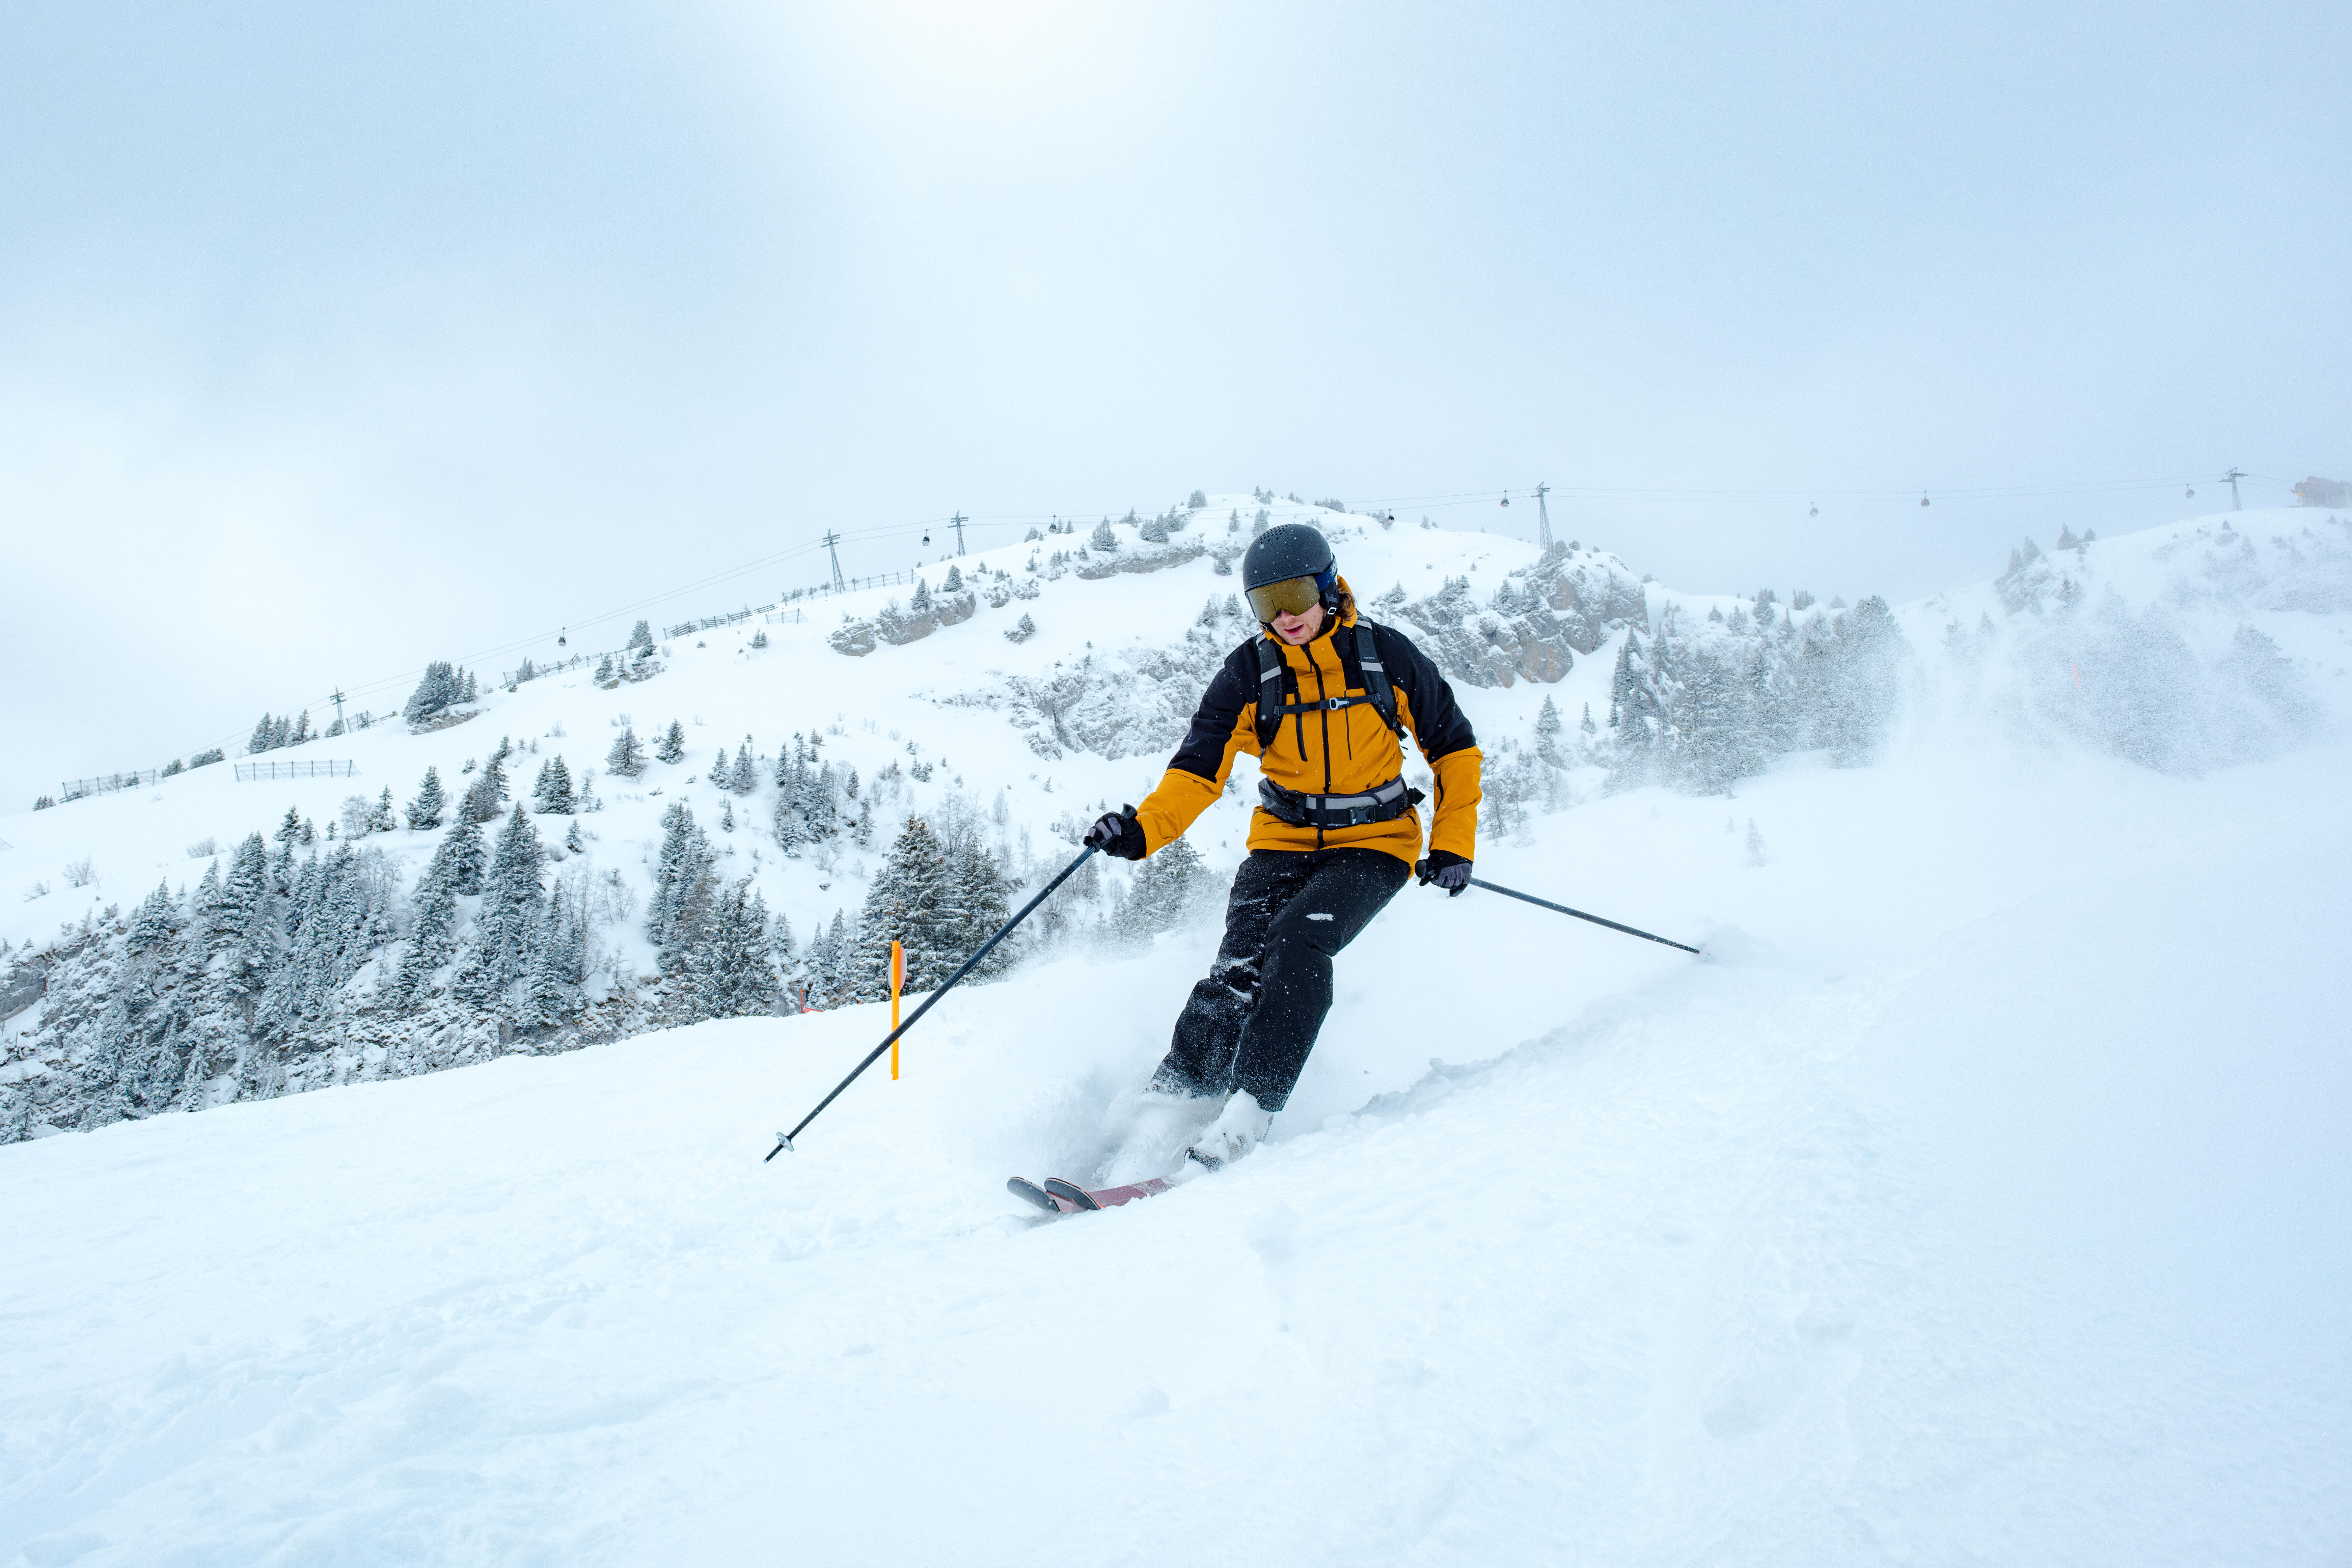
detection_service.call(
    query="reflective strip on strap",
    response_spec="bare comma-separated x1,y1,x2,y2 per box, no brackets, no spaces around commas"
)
1300,778,1407,812
1257,774,1417,828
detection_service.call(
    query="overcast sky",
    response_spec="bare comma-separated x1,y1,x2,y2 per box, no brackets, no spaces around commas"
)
4,0,2346,806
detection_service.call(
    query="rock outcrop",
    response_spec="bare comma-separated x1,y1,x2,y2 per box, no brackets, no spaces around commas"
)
1382,545,1647,688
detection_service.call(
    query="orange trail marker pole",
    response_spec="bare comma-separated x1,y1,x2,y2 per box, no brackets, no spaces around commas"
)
890,940,905,1080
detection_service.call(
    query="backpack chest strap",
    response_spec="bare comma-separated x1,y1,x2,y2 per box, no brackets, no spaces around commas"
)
1252,621,1406,747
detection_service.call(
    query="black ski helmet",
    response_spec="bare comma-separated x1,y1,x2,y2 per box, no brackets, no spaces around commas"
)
1240,523,1340,623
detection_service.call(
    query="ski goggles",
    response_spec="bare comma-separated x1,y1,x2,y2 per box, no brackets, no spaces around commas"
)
1245,573,1327,624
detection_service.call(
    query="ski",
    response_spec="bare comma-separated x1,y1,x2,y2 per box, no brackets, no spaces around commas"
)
1043,1176,1173,1211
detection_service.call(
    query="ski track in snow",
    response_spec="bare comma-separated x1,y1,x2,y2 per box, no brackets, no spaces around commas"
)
3,506,2351,1564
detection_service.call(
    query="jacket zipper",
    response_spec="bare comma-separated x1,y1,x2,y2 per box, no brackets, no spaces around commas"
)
1313,655,1332,848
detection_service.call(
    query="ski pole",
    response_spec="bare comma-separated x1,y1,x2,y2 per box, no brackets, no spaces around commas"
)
1451,871,1702,956
765,843,1099,1160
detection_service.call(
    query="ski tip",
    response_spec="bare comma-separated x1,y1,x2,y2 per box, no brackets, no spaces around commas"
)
1006,1177,1064,1215
1040,1177,1105,1211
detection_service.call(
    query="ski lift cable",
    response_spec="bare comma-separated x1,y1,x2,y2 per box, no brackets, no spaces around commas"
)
1357,474,2235,512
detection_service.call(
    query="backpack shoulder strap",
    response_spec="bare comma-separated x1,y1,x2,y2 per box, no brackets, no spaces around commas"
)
1352,620,1405,738
1253,634,1288,749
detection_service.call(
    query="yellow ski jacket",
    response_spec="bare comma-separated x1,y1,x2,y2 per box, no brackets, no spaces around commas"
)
1132,587,1482,867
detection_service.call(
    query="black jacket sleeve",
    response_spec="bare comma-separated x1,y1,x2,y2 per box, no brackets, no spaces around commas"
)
1166,642,1257,781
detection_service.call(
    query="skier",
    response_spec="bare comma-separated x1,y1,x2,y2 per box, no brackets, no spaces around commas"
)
1084,523,1482,1172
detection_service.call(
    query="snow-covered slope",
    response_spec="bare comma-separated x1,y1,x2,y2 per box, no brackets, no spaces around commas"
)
3,735,2347,1564
3,501,2349,1563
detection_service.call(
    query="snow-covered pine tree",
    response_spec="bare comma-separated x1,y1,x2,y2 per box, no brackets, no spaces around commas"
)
266,807,305,896
728,739,759,795
1607,635,1659,787
211,832,278,1004
771,753,804,855
627,620,654,652
787,909,844,1010
406,766,446,829
1120,835,1208,939
943,565,963,594
128,880,180,956
442,810,488,896
258,849,335,1038
454,805,544,1013
532,755,576,814
645,801,716,970
655,720,687,764
605,726,647,777
707,746,732,788
459,766,504,825
191,857,223,937
520,888,584,1027
689,881,778,1020
945,833,1014,969
798,743,837,840
1535,695,1564,765
1678,646,1763,794
393,839,462,999
402,661,462,725
1090,519,1119,551
1800,595,1905,766
856,817,955,997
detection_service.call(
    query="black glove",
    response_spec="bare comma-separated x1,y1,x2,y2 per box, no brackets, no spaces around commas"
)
1084,805,1147,861
1416,850,1472,897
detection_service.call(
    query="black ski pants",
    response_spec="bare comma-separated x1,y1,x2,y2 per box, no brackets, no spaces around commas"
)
1149,847,1410,1112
